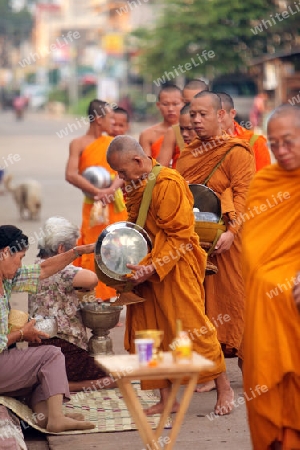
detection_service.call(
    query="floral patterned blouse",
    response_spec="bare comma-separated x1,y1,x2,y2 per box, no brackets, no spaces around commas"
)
28,262,88,350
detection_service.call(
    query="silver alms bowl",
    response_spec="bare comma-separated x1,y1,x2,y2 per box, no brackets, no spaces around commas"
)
33,316,58,339
81,166,112,198
95,221,152,281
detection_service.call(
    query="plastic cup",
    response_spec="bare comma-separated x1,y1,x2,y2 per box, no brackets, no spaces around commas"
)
134,338,154,366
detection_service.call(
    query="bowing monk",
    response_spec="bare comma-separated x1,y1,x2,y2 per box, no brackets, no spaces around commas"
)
106,135,234,416
139,84,183,159
158,79,208,168
65,99,127,299
243,104,300,450
176,91,255,391
217,92,271,171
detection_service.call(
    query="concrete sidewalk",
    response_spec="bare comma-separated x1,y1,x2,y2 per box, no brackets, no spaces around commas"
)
24,309,252,450
0,110,253,450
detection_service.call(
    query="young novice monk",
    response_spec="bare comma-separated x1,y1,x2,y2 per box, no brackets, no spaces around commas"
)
111,107,130,137
139,84,184,158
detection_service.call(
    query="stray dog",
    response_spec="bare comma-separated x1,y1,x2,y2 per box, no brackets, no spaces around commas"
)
5,174,41,220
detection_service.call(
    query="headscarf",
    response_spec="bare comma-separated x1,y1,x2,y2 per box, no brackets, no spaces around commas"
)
0,225,29,253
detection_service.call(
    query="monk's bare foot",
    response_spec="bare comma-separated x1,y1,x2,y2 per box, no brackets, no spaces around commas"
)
65,413,85,421
195,380,216,393
47,416,95,433
214,386,234,416
115,322,123,327
144,401,180,416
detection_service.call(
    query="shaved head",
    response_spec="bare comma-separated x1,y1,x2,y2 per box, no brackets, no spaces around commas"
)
267,104,300,171
87,99,110,120
215,92,234,112
107,136,153,182
107,135,145,161
194,91,222,111
157,84,182,101
180,103,191,115
183,79,208,103
268,104,300,127
184,79,209,91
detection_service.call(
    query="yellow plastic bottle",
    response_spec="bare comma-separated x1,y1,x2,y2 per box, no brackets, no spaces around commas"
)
172,320,192,363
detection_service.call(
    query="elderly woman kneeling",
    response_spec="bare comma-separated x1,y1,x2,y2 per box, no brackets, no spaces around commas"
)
0,225,94,432
28,217,115,392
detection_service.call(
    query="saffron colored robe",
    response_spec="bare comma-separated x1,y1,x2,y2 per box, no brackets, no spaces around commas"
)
242,164,300,450
150,135,164,159
78,135,127,299
125,162,226,390
176,135,255,355
234,121,271,171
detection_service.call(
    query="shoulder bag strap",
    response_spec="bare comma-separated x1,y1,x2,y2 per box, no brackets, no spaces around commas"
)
249,134,259,148
136,164,162,228
203,147,236,186
173,124,185,151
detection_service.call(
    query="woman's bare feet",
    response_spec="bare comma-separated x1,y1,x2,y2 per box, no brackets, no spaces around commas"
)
144,401,180,416
65,413,85,421
47,415,95,433
195,380,216,393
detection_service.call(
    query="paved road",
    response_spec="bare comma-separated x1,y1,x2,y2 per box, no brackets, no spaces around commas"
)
0,110,253,450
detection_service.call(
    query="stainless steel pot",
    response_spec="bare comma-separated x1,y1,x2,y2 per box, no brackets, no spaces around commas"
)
189,184,222,222
81,166,112,198
95,221,152,282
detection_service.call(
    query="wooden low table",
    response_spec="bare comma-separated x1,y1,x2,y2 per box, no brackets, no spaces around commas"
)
95,351,214,450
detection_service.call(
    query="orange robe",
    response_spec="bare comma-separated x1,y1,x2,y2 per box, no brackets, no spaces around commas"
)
176,135,255,355
125,161,226,390
171,144,181,168
78,135,127,299
150,135,164,158
242,164,300,450
234,121,271,171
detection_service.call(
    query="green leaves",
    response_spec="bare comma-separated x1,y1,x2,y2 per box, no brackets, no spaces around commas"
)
132,0,300,80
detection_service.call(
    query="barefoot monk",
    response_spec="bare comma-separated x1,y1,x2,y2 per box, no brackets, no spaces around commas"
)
107,135,234,416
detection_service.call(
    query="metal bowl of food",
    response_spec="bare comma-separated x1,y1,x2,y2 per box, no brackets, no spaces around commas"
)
81,166,112,198
81,302,123,331
33,316,58,339
189,184,222,220
95,221,152,282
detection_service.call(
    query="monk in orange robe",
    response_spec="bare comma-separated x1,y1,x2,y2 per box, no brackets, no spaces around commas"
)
242,105,300,450
107,135,234,417
158,79,208,168
176,92,255,392
65,99,127,299
217,92,271,171
139,84,183,159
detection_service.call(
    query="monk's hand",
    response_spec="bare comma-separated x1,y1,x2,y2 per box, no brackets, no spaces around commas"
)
23,319,49,343
292,272,300,312
126,263,156,285
94,187,115,205
212,230,235,255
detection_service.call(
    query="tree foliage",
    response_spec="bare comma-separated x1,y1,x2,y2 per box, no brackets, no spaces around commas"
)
132,0,300,80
